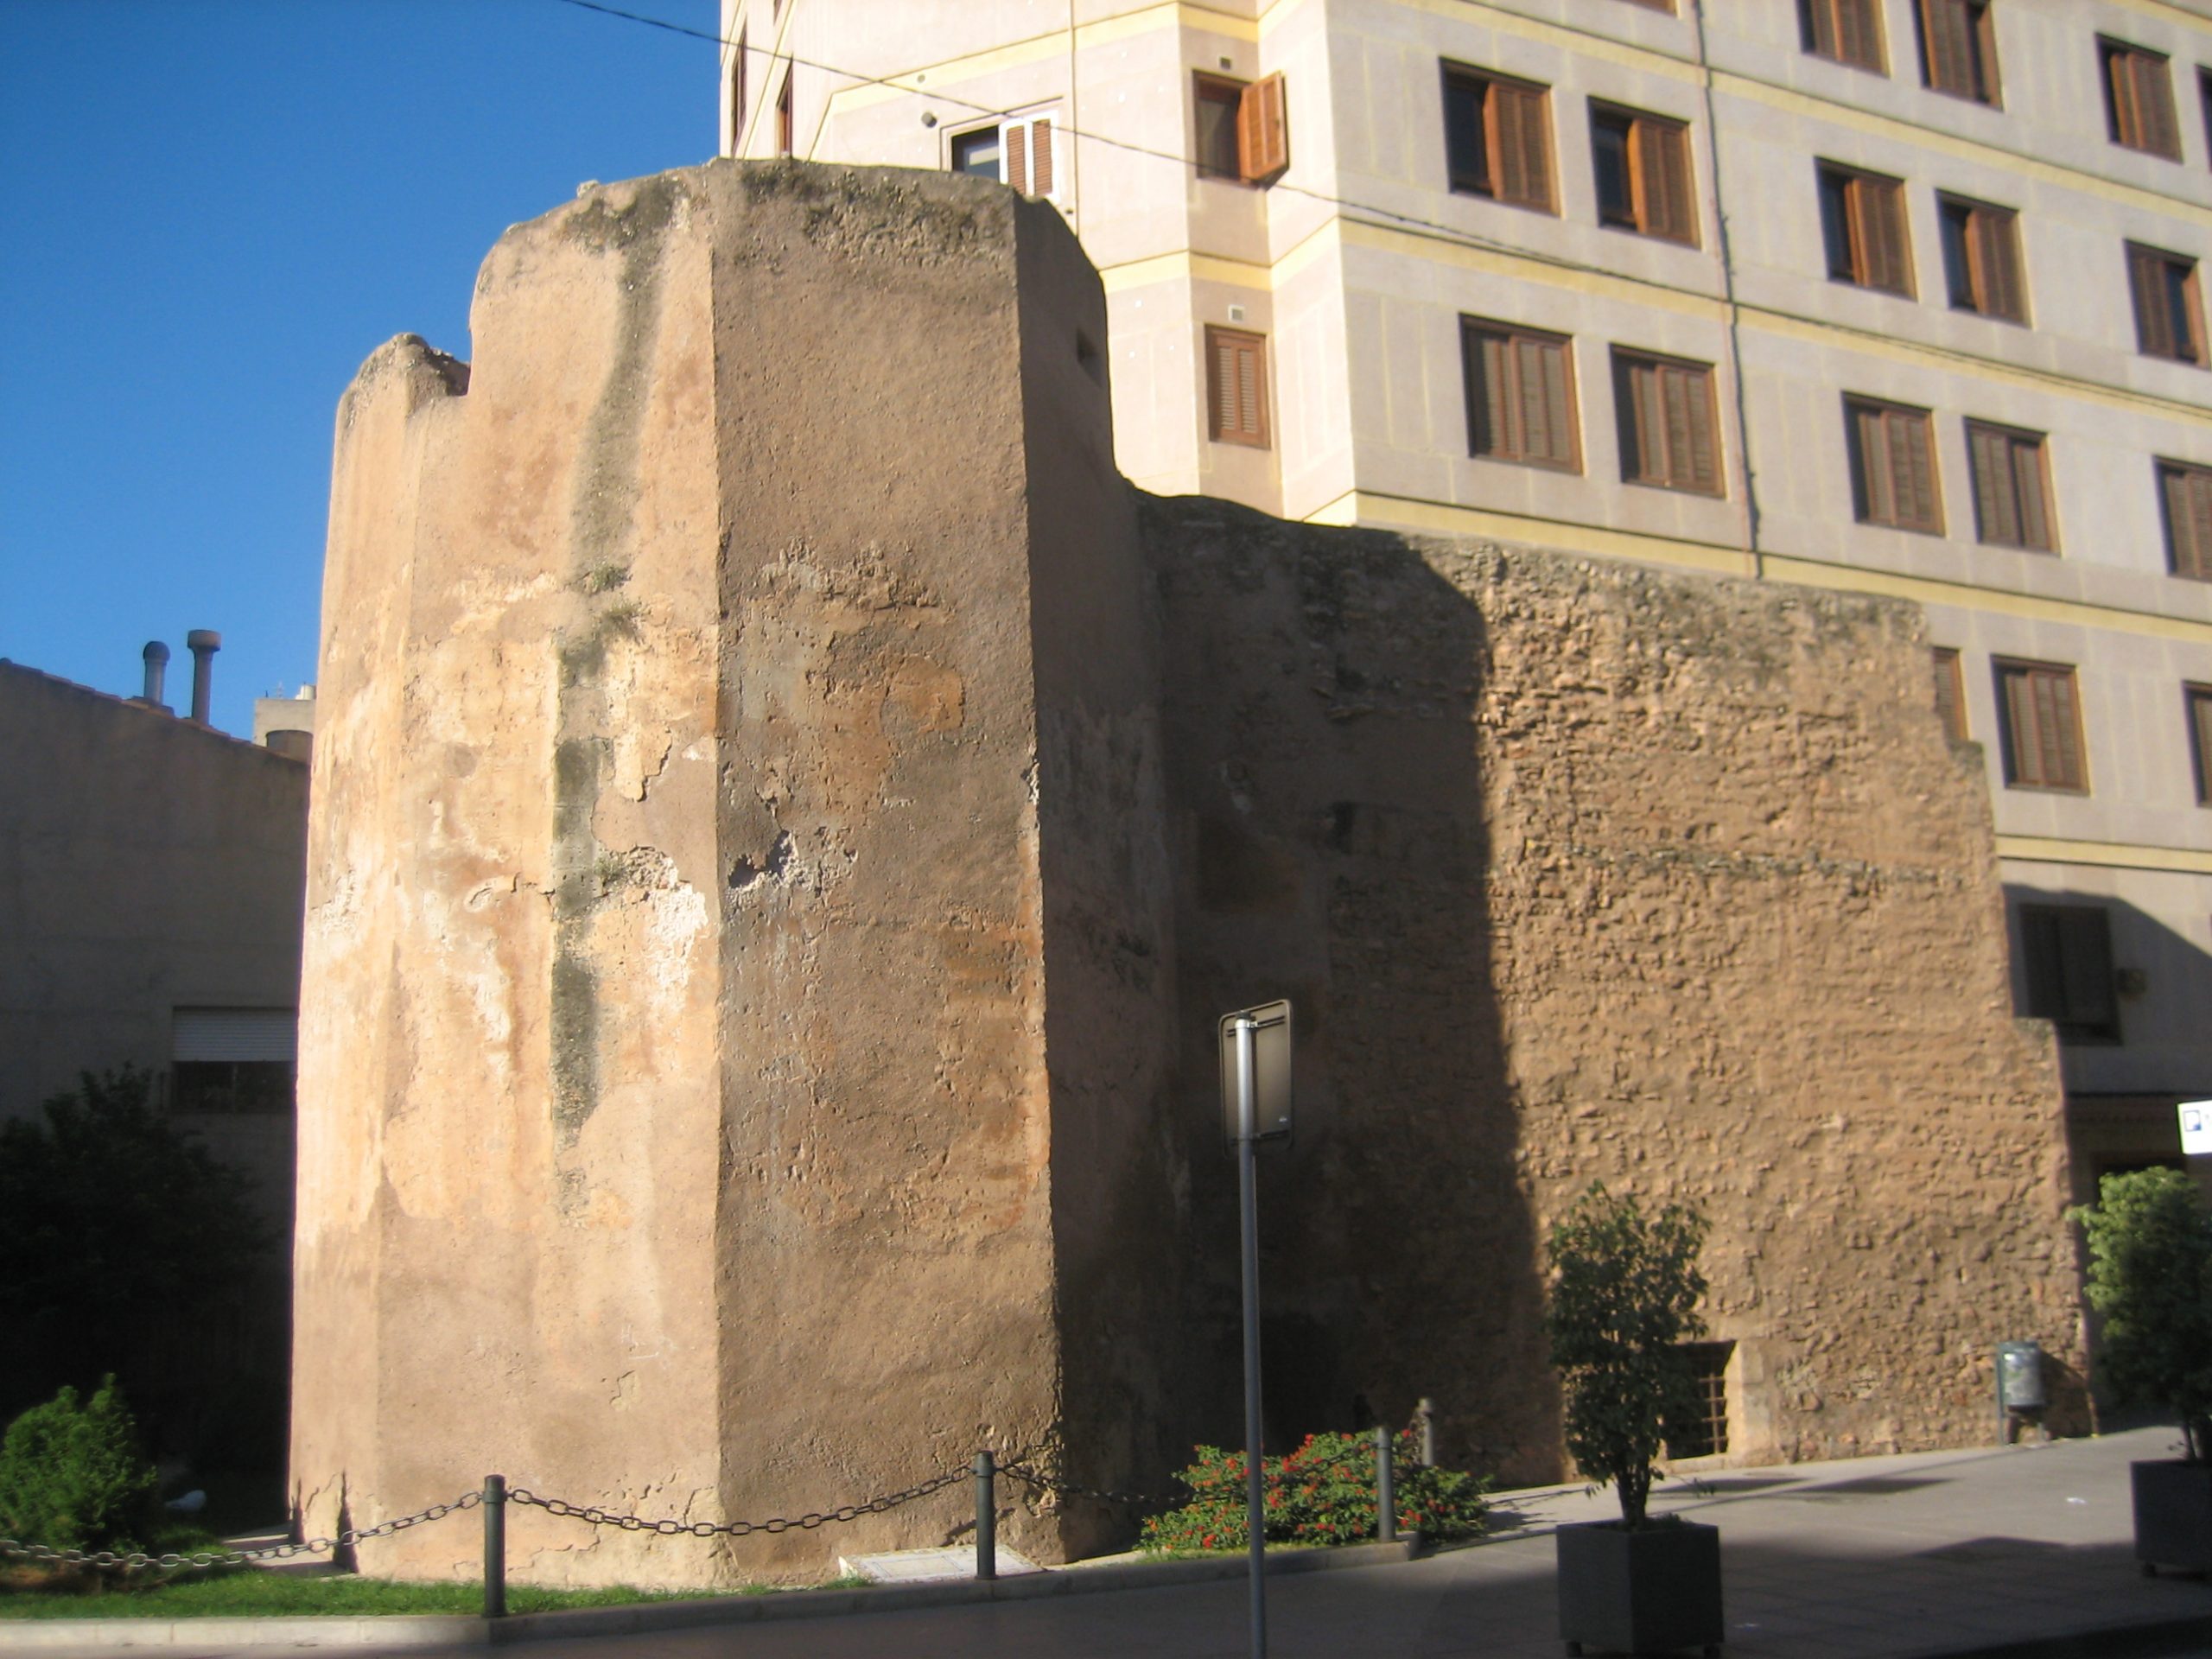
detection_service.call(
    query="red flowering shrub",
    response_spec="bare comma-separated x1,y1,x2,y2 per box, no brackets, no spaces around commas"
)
1138,1428,1487,1551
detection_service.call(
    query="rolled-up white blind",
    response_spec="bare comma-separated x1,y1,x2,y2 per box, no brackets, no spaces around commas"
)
172,1008,297,1064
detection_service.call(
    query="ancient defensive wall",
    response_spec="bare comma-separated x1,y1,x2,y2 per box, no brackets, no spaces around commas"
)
294,159,2081,1587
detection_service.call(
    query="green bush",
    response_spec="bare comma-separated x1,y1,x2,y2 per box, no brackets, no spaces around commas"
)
0,1067,271,1449
1138,1428,1487,1551
0,1378,161,1552
1544,1183,1710,1530
2069,1167,2212,1463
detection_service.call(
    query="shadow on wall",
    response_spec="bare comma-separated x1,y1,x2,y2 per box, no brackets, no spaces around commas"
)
1142,495,1549,1483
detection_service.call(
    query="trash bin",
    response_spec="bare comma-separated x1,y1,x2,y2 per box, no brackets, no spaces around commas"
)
1996,1341,2046,1413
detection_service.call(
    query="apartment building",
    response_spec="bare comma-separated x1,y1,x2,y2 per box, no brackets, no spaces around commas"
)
721,0,2212,1198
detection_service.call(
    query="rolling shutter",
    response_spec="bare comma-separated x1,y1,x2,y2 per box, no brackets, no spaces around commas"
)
174,1008,297,1064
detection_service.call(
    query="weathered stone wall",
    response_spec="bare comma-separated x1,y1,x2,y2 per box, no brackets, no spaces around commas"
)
1142,501,2083,1484
296,162,1147,1583
296,160,2080,1587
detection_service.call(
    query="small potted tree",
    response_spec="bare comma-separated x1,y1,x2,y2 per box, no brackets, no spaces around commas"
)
2070,1167,2212,1575
1545,1183,1722,1657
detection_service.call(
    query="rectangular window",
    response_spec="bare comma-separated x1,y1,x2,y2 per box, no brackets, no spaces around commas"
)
1995,659,2087,792
1613,349,1721,495
2187,683,2212,804
950,115,1058,199
1591,103,1697,245
776,73,792,157
2157,459,2212,580
1206,326,1269,448
2128,243,2204,364
1819,163,1913,296
1462,320,1579,471
1193,72,1290,184
1846,397,1942,533
2103,39,2181,160
172,1007,298,1115
1918,0,1999,105
1966,421,2055,552
1938,195,2025,321
1442,63,1554,213
2018,903,2119,1044
1663,1341,1733,1461
1933,646,1968,742
1802,0,1885,73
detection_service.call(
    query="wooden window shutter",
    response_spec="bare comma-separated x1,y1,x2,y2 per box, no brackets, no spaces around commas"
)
1206,326,1268,448
2000,663,2084,789
1494,81,1550,209
1237,73,1289,182
1029,118,1054,197
1862,177,1911,294
1969,423,2017,545
1970,206,2023,321
1680,365,1717,491
1834,0,1883,71
1932,648,1967,742
1004,123,1028,194
2190,687,2212,800
1464,322,1575,470
2130,245,2179,358
1850,401,1891,523
1467,327,1514,457
2138,53,2182,158
1636,118,1694,243
2010,435,2051,550
2163,462,2212,580
1898,409,1938,529
1922,0,1980,99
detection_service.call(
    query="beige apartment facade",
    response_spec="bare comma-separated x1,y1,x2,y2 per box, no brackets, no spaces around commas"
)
724,0,2212,1198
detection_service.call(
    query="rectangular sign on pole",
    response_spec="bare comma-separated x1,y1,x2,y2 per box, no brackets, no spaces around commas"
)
1219,1000,1294,1145
2181,1101,2212,1157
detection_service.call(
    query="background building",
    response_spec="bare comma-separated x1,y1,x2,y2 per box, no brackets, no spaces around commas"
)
722,0,2212,1199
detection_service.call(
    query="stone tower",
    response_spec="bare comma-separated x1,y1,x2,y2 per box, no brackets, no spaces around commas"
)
293,162,1177,1582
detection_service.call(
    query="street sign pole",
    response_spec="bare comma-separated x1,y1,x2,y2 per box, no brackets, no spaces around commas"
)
1234,1014,1267,1659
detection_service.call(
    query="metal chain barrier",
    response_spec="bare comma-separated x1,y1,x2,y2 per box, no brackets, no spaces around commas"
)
998,1459,1186,1512
0,1491,481,1576
508,1464,969,1539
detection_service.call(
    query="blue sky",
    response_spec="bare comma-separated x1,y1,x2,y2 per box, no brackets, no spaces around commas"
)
0,0,717,737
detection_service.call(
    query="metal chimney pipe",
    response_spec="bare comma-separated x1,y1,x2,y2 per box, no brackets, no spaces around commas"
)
186,630,220,725
140,641,171,709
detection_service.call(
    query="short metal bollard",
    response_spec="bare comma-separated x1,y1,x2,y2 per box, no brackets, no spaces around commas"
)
482,1474,507,1619
974,1451,996,1581
1416,1397,1436,1468
1375,1425,1396,1545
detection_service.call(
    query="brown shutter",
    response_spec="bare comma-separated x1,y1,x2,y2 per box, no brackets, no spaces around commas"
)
1932,649,1967,741
1637,118,1694,242
1969,424,2014,545
1516,339,1554,463
1466,327,1510,457
1923,0,1973,97
2011,436,2051,550
2190,690,2212,797
1681,365,1716,491
2137,53,2182,158
1971,206,2021,321
2165,464,2212,579
1902,410,1938,529
1627,358,1662,483
1028,118,1053,197
1494,82,1549,209
1861,177,1910,293
1004,122,1028,194
1238,73,1289,181
1807,0,1837,57
1535,337,1573,467
1836,0,1881,70
2130,245,2175,357
1206,327,1268,448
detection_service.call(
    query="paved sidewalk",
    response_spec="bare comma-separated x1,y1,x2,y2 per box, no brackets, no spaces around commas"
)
11,1427,2212,1658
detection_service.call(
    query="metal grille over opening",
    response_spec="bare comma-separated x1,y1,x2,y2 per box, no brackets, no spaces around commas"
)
1666,1340,1734,1459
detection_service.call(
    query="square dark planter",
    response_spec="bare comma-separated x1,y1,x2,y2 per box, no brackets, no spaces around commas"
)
2133,1459,2212,1575
1557,1517,1723,1656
